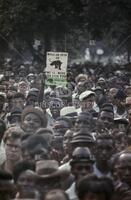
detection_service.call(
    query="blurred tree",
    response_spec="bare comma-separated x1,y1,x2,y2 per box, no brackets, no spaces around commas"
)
0,0,131,66
0,0,85,66
84,0,131,60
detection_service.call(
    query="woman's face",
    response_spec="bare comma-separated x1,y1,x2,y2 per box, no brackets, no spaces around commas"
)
23,113,41,134
17,170,37,198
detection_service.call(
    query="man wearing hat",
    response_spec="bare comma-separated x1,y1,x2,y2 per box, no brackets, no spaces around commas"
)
26,88,39,106
74,112,93,132
7,107,22,126
60,106,78,126
21,106,47,135
97,103,114,131
71,129,95,153
66,147,94,200
35,160,69,198
97,77,107,90
113,89,127,119
77,90,96,114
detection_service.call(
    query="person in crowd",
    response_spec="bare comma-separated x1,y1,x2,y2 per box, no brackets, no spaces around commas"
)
10,92,25,111
75,74,88,85
0,58,131,200
7,107,22,126
77,174,114,200
97,103,114,131
21,134,50,161
21,106,47,135
26,88,39,106
2,126,24,173
126,97,131,112
71,129,95,153
0,169,15,200
13,160,40,199
62,129,74,164
36,127,53,146
125,86,131,97
113,90,127,118
107,88,118,104
114,132,127,152
113,150,131,200
96,77,107,91
66,147,94,200
74,112,93,132
72,82,87,102
77,91,96,113
36,160,69,198
47,98,64,120
113,118,128,136
17,80,29,97
7,85,17,98
53,116,72,136
60,106,78,127
27,73,36,87
94,134,115,178
93,86,106,109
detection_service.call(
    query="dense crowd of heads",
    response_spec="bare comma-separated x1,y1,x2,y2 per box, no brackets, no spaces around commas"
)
0,63,131,199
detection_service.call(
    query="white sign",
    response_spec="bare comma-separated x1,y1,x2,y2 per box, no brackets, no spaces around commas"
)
46,52,68,86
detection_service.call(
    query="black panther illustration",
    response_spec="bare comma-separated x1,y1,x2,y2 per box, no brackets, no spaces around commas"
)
50,60,62,70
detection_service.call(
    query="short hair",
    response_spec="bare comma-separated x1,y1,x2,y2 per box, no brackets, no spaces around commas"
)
45,189,69,200
96,134,115,146
36,128,53,135
0,169,13,180
75,74,88,84
111,150,131,171
56,116,72,128
77,175,114,200
13,92,25,100
3,127,24,143
21,134,49,151
13,160,35,182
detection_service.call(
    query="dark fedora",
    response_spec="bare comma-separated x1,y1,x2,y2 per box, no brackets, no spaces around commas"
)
70,147,95,166
71,129,95,144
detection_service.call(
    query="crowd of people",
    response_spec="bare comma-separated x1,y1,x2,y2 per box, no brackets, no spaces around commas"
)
0,62,131,200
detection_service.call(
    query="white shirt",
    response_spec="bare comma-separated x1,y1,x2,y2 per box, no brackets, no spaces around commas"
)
59,161,71,172
66,182,78,200
93,163,112,178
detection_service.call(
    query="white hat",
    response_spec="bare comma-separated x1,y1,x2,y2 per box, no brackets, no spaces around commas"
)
98,77,105,82
79,91,95,101
60,106,77,117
